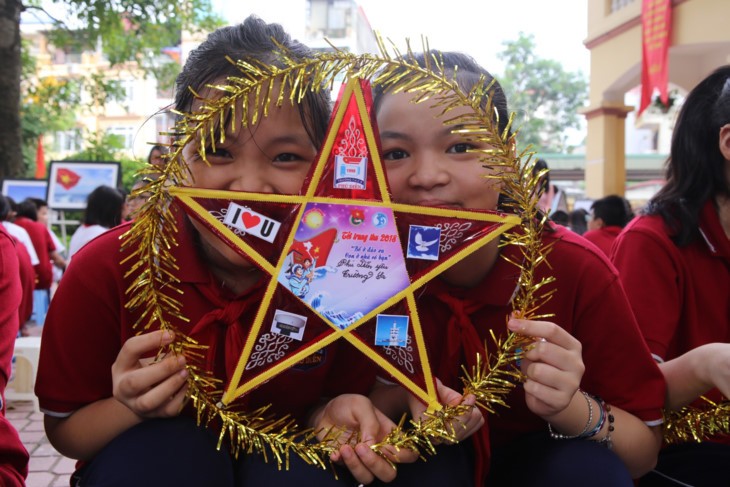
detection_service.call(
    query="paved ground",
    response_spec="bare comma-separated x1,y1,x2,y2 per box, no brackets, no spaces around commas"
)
6,400,73,487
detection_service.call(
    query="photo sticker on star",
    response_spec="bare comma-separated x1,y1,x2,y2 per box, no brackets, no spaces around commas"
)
334,155,367,190
223,202,281,243
406,225,441,261
271,310,307,341
375,314,409,347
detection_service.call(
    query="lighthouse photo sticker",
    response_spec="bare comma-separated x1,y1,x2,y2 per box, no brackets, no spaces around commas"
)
374,314,409,348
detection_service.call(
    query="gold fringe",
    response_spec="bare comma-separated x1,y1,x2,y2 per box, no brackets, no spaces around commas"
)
663,397,730,444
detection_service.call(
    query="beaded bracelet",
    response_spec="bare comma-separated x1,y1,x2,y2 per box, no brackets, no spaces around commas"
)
548,390,594,440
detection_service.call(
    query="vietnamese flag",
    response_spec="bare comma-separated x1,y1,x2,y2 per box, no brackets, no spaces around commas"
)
56,167,81,190
34,135,46,179
290,228,337,266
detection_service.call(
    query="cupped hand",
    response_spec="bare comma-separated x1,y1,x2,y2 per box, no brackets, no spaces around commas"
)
112,330,189,418
312,394,418,484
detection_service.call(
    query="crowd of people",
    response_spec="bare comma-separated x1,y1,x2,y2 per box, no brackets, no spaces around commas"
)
0,14,727,487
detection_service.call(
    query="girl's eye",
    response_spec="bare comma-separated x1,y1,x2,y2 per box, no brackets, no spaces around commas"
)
447,143,474,154
203,146,233,162
273,152,307,163
382,149,409,161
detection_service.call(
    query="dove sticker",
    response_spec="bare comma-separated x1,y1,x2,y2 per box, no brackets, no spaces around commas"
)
406,225,441,261
223,202,281,243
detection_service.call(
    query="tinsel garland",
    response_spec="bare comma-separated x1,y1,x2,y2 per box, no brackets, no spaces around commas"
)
663,396,730,444
120,37,553,470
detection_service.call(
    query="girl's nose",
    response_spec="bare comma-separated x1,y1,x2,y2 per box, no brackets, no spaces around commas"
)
228,168,275,194
407,155,451,190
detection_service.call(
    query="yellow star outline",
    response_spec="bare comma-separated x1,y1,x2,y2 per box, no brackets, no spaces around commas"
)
170,78,521,411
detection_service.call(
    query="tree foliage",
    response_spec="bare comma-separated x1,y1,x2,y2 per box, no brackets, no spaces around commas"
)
1,0,223,179
498,33,588,154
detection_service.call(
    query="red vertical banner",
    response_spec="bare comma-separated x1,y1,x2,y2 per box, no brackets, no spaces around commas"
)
34,135,46,179
639,0,672,115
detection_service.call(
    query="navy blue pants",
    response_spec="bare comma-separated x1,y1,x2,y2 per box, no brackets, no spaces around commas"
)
638,442,730,487
488,431,634,487
74,417,474,486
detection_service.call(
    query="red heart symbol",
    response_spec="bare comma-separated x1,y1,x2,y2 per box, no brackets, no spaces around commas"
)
241,212,261,229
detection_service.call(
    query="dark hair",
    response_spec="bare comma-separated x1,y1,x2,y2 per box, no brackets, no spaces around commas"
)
16,199,38,220
533,158,551,195
0,195,10,221
147,145,166,164
373,51,512,140
569,208,589,235
551,210,569,226
83,185,124,228
591,195,632,228
174,15,331,148
27,197,48,209
646,65,730,245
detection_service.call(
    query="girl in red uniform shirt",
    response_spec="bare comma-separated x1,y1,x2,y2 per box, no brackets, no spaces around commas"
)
351,51,666,486
612,65,730,486
35,16,423,487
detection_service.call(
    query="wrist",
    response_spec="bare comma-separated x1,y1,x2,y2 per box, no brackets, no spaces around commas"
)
546,389,590,438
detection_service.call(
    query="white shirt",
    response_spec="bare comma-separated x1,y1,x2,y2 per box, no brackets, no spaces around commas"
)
2,221,40,265
68,224,109,262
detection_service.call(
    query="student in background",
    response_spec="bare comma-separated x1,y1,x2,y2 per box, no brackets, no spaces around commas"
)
612,65,730,486
583,195,633,257
0,224,30,485
67,186,125,262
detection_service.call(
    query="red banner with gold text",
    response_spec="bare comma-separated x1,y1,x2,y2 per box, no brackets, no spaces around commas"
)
639,0,672,115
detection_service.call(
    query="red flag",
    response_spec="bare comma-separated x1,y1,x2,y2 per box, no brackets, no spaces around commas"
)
56,167,81,190
34,135,46,179
639,0,672,115
289,228,337,266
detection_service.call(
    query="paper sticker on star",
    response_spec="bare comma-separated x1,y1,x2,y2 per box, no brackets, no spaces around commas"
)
170,78,520,410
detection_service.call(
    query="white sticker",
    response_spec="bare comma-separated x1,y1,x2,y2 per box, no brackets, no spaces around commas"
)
223,203,281,243
271,310,307,341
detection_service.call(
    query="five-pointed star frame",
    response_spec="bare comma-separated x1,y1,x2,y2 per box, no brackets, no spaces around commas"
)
170,78,521,411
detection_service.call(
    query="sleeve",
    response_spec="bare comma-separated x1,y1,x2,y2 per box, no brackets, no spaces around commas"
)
35,237,125,415
611,227,681,360
570,253,665,424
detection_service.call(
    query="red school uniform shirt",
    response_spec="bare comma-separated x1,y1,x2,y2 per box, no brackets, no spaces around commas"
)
36,205,376,426
612,200,730,436
12,216,55,290
583,225,622,258
0,227,30,486
419,224,665,449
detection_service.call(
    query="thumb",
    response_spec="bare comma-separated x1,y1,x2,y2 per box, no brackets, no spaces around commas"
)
436,379,464,407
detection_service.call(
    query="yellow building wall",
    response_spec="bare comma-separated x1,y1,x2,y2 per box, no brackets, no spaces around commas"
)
584,0,730,198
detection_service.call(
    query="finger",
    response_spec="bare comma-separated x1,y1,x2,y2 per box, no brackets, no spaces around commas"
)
116,354,187,398
340,445,375,484
355,443,398,483
508,318,581,351
117,330,175,370
524,360,581,392
436,380,464,407
135,362,188,415
523,340,583,375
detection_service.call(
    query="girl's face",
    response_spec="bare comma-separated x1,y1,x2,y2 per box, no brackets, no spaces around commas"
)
376,92,500,211
377,91,503,287
183,99,318,271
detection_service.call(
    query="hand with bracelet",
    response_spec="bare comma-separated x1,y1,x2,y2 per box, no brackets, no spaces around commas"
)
508,317,584,424
508,316,660,476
